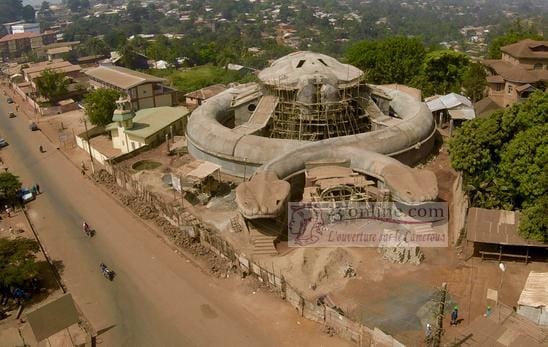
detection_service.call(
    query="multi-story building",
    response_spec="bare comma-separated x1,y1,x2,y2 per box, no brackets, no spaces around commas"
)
0,31,57,59
85,65,177,111
477,39,548,116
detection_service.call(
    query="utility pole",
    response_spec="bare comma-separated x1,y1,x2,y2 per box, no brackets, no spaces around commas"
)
432,282,447,347
82,117,95,174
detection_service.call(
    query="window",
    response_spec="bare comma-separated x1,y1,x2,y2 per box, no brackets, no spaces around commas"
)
132,142,136,150
296,60,305,68
507,85,513,94
533,63,543,70
495,83,503,91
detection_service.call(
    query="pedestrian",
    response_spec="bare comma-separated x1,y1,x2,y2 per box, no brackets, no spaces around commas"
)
81,168,86,176
5,205,10,217
425,323,432,342
484,305,491,317
450,306,458,326
31,185,37,195
36,183,40,194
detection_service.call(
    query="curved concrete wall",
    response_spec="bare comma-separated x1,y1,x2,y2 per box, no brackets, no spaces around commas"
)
186,84,435,177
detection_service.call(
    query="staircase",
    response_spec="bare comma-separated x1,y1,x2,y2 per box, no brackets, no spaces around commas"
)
249,224,278,257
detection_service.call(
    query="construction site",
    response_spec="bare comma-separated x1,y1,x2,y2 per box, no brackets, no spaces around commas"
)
97,52,547,345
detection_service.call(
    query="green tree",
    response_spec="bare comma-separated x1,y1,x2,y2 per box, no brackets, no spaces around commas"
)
83,88,121,127
0,237,41,294
449,91,548,240
81,37,109,56
117,42,142,70
35,69,69,103
345,36,426,84
0,0,23,28
412,50,469,96
519,196,548,242
461,63,487,102
0,172,21,205
21,4,35,22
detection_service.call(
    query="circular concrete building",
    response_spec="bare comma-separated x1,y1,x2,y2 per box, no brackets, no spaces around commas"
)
186,51,436,179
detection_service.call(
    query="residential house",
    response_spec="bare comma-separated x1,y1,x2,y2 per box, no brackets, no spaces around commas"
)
106,99,189,153
479,39,548,115
11,23,40,34
21,59,86,102
517,271,548,325
0,31,57,59
184,84,226,108
425,93,475,136
85,65,177,110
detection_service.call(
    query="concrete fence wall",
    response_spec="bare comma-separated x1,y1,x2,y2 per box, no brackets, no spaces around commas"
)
102,165,404,346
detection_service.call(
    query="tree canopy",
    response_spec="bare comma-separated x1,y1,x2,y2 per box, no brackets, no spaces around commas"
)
411,50,470,96
345,36,425,85
35,69,70,104
84,88,121,127
0,237,41,295
449,91,548,241
0,172,21,205
461,63,487,102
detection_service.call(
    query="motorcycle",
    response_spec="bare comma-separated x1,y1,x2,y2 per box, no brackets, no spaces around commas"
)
83,223,94,237
99,263,115,281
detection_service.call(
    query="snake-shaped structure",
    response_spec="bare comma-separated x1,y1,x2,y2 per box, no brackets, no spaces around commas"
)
186,52,438,219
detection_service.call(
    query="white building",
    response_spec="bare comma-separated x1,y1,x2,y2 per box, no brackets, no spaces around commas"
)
11,23,41,34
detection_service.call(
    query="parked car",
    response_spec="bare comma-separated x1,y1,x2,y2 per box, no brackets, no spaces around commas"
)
21,188,35,203
8,112,15,118
0,138,6,147
29,122,38,131
6,97,13,104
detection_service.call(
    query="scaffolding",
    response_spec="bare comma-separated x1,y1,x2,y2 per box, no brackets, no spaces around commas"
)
266,78,371,141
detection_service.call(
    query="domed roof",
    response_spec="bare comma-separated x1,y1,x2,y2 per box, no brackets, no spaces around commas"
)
258,51,363,89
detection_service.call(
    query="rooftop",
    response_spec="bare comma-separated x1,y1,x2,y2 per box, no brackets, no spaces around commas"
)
85,65,166,90
46,46,72,55
185,84,227,100
121,106,189,140
482,60,545,83
466,207,546,247
0,32,40,42
501,39,548,59
22,60,82,80
258,51,363,89
519,271,548,308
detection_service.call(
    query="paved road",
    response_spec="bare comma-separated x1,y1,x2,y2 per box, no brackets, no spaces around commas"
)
0,98,344,346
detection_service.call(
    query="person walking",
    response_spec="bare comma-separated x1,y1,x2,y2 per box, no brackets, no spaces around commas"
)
450,306,459,326
36,183,40,194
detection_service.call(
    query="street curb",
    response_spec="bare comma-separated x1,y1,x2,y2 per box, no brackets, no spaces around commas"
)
21,208,67,293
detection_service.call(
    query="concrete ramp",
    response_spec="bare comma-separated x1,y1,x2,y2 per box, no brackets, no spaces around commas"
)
234,95,278,135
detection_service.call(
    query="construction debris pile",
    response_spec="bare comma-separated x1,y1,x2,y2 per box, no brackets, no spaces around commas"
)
93,170,231,276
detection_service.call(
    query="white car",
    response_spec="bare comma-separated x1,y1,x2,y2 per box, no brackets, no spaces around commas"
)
0,138,6,147
21,188,35,203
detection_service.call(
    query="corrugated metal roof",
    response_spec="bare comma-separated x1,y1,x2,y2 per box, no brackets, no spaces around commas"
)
124,106,189,139
85,65,166,90
518,272,548,308
426,93,472,112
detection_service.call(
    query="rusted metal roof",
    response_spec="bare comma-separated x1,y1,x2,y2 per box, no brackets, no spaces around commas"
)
466,207,546,246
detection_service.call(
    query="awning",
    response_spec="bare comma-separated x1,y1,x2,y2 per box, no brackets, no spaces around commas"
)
187,161,221,180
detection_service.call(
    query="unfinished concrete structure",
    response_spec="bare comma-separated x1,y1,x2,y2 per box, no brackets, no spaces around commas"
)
186,51,437,218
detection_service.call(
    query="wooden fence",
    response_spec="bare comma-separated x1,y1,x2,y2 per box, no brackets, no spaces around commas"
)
104,165,403,346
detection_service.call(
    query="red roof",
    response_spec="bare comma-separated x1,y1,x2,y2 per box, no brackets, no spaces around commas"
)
0,32,40,43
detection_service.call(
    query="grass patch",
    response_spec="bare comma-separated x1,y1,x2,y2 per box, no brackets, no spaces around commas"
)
148,65,257,94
